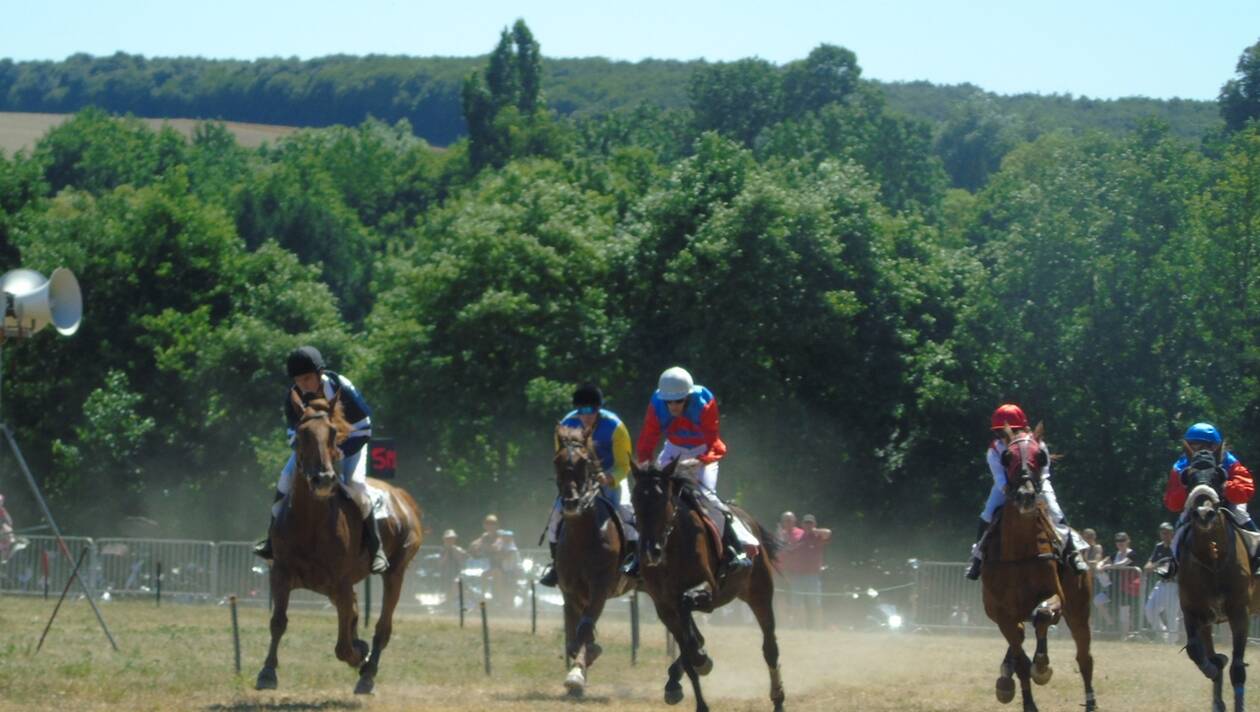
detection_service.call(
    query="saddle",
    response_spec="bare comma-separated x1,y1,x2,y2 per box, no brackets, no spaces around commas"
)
556,494,632,560
981,506,1062,564
674,482,725,557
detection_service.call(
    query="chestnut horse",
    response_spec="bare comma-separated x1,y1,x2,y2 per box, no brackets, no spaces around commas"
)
980,425,1094,712
554,425,635,697
255,390,422,695
1176,444,1260,712
631,459,783,712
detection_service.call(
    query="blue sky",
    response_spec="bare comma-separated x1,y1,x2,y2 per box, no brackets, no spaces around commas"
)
3,0,1257,100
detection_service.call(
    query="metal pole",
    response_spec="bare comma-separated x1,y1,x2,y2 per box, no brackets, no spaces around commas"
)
2,424,118,651
41,548,49,600
155,560,162,607
458,577,465,628
530,579,537,635
230,595,241,674
36,546,88,653
631,590,640,665
480,600,491,676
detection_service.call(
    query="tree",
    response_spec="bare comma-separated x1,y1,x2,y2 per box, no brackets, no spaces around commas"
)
1220,39,1260,133
688,59,782,146
781,44,861,116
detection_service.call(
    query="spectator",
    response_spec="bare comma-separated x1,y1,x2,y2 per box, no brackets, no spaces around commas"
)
1080,528,1104,570
787,514,831,628
467,514,500,559
438,529,467,607
1143,522,1179,643
777,511,803,548
489,530,523,604
1101,531,1140,637
1102,532,1138,569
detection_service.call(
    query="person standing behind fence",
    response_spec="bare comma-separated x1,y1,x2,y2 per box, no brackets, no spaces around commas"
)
438,529,467,608
1101,532,1139,636
1142,523,1179,643
790,515,831,628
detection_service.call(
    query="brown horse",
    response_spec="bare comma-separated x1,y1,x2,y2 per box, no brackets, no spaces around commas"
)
980,425,1094,712
553,425,635,696
255,390,423,695
1176,444,1260,712
631,459,783,712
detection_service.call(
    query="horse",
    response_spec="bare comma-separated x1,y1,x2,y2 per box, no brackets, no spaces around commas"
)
1176,443,1260,712
630,459,784,712
553,425,635,697
255,389,423,695
980,424,1095,712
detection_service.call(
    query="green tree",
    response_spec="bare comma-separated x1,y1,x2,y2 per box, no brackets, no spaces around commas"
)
781,44,861,116
688,59,782,146
1220,39,1260,133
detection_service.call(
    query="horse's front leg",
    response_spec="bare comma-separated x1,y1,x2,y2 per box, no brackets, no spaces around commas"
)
1186,613,1228,712
255,571,290,690
1031,606,1055,685
576,580,611,668
333,582,367,668
1229,606,1249,712
563,597,586,697
355,568,404,695
997,619,1038,712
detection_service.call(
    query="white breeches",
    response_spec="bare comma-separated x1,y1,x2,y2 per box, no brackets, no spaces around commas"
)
275,448,370,518
547,480,638,545
656,442,759,548
972,478,1084,560
1144,580,1180,632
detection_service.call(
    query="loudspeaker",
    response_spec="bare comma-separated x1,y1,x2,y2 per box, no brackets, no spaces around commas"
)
0,268,82,336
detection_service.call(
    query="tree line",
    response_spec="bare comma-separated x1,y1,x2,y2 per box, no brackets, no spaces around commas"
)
0,25,1258,558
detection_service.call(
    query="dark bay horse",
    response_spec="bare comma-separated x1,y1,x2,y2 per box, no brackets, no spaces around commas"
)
554,425,635,696
631,459,783,712
980,425,1094,712
1176,444,1260,712
255,390,423,695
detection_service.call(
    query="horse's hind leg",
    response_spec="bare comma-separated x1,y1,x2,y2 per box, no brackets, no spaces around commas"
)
997,619,1038,712
355,569,404,695
1031,606,1054,686
742,558,785,711
1061,576,1096,711
255,573,290,690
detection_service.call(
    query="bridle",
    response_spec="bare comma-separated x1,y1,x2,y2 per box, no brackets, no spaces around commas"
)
557,436,602,512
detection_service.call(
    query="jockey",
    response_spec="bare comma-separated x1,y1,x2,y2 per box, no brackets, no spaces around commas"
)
966,404,1089,581
636,366,759,578
539,383,637,587
1159,422,1260,578
254,346,388,574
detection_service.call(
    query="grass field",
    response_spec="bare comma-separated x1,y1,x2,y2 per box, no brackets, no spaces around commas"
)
0,595,1233,711
0,112,300,154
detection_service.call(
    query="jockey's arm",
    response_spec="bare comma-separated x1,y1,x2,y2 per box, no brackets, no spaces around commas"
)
610,420,632,486
1163,468,1187,512
636,406,662,464
1225,460,1256,505
696,397,726,464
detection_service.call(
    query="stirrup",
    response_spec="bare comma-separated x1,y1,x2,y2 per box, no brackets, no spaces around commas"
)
720,546,752,577
965,557,982,581
539,563,559,587
1155,560,1176,580
620,551,640,578
254,538,273,560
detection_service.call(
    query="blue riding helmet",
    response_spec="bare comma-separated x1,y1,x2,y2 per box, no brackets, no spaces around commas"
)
1184,422,1222,446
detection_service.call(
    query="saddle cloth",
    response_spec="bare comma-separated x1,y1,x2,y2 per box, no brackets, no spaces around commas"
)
1175,507,1260,563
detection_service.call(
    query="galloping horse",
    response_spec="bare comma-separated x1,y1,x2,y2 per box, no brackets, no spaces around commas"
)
553,425,635,697
1176,444,1260,712
255,390,423,695
980,424,1094,712
631,459,783,712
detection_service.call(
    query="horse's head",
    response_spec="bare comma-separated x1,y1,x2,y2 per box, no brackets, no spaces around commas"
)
290,388,349,498
554,425,598,517
1181,441,1227,528
1000,423,1048,516
630,458,680,568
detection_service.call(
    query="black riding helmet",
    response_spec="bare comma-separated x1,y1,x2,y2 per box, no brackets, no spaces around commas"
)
286,346,325,378
573,383,603,411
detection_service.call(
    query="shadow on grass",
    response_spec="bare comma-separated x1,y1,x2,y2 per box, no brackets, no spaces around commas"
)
497,690,615,705
205,700,363,711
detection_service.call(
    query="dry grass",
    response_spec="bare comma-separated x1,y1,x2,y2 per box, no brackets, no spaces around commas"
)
0,112,299,154
0,595,1235,711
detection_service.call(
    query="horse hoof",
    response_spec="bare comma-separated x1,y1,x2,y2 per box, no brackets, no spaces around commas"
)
255,667,277,691
695,655,713,676
1031,663,1053,685
354,676,375,695
664,683,684,705
585,642,603,667
995,676,1015,704
565,666,586,696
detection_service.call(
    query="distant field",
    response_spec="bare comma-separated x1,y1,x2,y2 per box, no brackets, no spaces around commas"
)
0,595,1233,712
0,112,300,154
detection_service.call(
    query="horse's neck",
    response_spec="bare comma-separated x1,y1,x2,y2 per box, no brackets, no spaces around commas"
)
285,474,340,539
997,505,1054,561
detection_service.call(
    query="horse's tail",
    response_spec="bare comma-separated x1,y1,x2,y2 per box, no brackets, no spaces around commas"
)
751,516,781,566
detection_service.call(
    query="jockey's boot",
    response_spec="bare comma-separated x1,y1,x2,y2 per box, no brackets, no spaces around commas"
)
539,543,559,587
1061,525,1089,574
965,519,988,581
253,519,274,560
1155,558,1178,580
718,513,753,578
364,515,389,574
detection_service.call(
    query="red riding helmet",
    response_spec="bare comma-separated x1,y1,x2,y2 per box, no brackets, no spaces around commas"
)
990,404,1028,431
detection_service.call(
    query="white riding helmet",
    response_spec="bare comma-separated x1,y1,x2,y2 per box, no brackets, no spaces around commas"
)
657,367,694,401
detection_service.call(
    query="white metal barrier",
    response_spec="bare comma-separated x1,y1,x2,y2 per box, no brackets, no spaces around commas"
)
0,535,96,596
